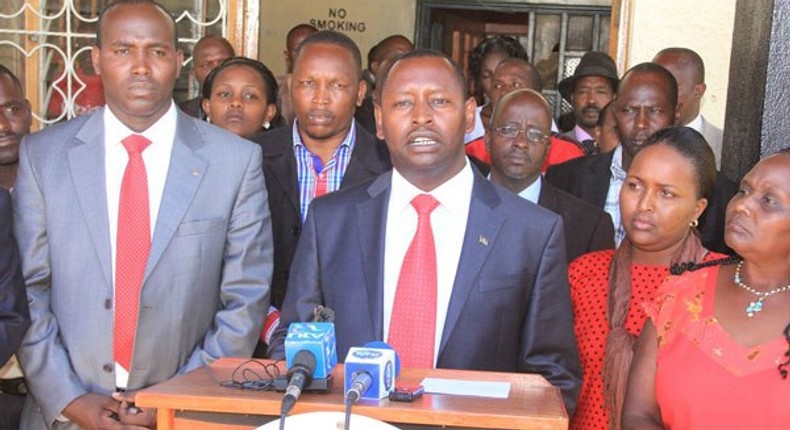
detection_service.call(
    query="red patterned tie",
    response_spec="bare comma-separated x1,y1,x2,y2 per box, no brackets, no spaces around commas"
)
388,194,440,368
114,134,152,371
314,171,328,198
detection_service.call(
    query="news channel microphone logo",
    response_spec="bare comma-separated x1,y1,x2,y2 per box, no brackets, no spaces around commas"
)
352,349,383,360
285,322,337,379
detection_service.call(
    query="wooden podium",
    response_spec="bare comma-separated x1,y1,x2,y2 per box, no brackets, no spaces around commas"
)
136,358,568,430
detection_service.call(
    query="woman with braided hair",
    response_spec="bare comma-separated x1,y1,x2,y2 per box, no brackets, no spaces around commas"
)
622,149,790,429
568,127,727,430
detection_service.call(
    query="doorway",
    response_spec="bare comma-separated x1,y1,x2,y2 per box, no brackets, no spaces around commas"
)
415,1,611,120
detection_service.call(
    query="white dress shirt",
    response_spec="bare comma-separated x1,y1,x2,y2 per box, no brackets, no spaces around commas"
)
383,160,473,367
104,103,176,388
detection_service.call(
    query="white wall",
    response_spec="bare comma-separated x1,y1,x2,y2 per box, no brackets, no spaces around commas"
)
626,0,737,128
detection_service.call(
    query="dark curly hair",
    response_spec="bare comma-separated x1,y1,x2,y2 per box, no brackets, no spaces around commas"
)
201,56,284,128
467,35,529,87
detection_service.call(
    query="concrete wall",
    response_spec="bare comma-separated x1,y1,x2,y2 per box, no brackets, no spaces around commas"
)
626,0,737,129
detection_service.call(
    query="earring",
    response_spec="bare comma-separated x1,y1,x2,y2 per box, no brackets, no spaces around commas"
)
206,116,211,124
689,219,699,228
263,121,270,130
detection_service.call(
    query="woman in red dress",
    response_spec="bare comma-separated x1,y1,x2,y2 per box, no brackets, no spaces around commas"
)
569,127,726,430
622,149,790,429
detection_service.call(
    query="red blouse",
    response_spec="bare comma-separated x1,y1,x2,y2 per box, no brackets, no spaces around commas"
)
645,266,790,429
568,250,724,430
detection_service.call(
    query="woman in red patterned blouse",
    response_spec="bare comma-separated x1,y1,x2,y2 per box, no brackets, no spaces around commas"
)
622,150,790,429
569,127,726,430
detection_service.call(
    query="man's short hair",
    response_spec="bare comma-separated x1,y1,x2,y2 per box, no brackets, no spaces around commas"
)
619,62,679,108
286,23,318,45
0,64,24,94
376,49,467,102
95,0,178,48
292,30,362,79
655,47,705,84
495,58,543,90
193,34,234,57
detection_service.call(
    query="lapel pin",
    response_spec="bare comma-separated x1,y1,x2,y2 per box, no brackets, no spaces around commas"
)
478,235,488,246
192,168,200,176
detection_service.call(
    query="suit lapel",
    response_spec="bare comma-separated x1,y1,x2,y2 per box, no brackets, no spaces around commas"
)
70,111,113,289
264,130,300,214
439,173,504,354
580,151,614,208
537,181,559,213
144,113,207,282
341,125,384,187
355,173,391,339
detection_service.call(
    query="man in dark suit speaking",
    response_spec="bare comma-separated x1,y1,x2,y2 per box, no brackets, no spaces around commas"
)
269,50,581,414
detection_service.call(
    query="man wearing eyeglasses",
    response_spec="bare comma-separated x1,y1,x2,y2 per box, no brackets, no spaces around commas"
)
486,89,614,263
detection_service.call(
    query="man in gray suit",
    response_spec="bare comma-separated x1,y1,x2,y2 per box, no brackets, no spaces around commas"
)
653,47,724,167
13,1,272,428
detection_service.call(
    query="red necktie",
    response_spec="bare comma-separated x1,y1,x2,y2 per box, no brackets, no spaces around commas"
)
114,134,152,371
314,171,328,198
388,194,440,368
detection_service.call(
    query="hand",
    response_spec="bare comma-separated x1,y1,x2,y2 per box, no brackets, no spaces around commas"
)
112,390,157,429
62,393,151,430
62,393,120,430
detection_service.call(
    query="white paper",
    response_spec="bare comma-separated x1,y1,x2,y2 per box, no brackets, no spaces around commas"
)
420,377,511,399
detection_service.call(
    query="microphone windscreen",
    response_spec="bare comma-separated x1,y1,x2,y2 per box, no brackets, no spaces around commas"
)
364,341,401,377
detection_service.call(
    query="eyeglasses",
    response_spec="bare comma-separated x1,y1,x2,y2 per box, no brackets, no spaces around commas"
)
493,125,548,143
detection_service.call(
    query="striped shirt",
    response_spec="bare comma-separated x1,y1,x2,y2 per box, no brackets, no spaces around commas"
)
605,145,626,246
293,120,357,222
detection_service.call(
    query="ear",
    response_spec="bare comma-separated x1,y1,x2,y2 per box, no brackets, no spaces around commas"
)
694,82,707,99
374,101,385,140
356,79,368,107
175,49,184,78
91,45,102,76
464,96,477,134
693,197,708,224
264,103,278,123
201,98,211,119
674,101,683,125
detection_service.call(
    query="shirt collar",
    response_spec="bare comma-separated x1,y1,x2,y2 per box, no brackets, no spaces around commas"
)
391,158,473,216
573,124,594,142
517,176,542,204
292,118,357,150
686,112,704,132
104,101,177,148
610,144,626,178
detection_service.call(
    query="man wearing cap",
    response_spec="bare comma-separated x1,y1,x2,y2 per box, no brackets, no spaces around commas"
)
558,51,619,154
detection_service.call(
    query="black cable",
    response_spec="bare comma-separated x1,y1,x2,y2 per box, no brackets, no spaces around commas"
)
278,410,287,430
344,398,353,430
215,359,283,391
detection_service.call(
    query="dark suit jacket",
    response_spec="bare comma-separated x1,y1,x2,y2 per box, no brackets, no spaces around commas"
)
178,96,204,120
545,150,736,254
269,169,582,414
251,123,391,308
0,189,29,367
539,181,615,263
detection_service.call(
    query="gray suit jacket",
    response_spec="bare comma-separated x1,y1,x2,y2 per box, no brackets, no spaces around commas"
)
13,107,272,429
699,115,723,169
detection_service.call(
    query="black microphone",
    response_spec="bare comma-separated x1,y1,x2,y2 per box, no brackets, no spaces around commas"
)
280,350,316,415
